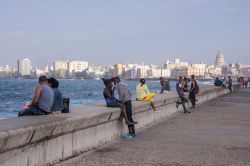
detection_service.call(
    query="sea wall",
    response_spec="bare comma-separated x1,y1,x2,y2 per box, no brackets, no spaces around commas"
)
0,84,240,166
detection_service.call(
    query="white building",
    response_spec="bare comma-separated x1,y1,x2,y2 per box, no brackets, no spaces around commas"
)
164,59,189,70
18,58,32,76
53,60,69,71
187,63,206,76
161,68,171,77
69,61,88,72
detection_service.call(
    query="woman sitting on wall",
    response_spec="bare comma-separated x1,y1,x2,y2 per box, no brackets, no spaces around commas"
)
102,78,132,125
136,78,158,112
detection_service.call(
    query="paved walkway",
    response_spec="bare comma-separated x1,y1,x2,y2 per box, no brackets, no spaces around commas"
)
57,89,250,166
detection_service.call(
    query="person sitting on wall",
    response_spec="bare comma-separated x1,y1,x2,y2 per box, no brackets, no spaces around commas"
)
102,78,132,125
136,78,158,112
112,76,137,140
159,77,171,93
18,76,54,116
48,77,63,114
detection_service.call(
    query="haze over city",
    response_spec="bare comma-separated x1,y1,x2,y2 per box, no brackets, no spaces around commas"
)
0,0,250,67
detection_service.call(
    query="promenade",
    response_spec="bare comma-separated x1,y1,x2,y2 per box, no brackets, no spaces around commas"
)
57,88,250,166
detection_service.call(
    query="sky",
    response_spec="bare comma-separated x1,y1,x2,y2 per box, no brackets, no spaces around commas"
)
0,0,250,68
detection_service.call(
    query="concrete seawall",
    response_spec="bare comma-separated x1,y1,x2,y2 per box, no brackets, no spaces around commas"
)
0,84,240,166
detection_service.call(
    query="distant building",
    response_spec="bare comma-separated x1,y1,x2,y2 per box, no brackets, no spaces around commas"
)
215,51,225,67
17,58,32,77
69,61,88,72
187,63,206,77
53,60,69,71
113,64,124,76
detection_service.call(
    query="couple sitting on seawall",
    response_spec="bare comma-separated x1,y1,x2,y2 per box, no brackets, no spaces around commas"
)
102,76,171,140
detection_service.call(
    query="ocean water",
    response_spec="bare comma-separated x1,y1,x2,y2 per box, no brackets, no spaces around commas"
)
0,79,212,120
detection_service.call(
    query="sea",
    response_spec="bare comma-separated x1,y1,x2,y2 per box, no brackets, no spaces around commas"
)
0,79,213,120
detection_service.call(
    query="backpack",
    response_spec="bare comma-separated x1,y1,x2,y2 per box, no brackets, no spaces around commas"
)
194,81,199,94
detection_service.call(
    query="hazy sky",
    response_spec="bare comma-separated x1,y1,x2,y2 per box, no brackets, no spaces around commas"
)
0,0,249,68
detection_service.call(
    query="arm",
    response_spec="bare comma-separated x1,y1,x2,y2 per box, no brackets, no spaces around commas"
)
190,81,195,92
104,89,113,99
160,82,166,93
119,85,126,103
30,85,42,107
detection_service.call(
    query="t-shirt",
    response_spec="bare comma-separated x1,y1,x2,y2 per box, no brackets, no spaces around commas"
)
116,82,132,101
136,84,150,100
176,81,184,96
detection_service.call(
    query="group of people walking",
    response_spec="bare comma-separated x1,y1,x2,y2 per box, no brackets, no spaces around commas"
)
176,75,199,113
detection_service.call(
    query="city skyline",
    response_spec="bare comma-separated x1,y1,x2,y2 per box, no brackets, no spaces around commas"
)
0,0,250,67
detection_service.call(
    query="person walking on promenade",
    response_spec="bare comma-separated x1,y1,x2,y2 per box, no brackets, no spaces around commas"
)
228,76,233,93
136,78,158,112
48,77,63,114
159,77,171,93
182,76,189,93
189,75,199,108
112,76,137,139
102,78,132,125
18,76,54,116
176,76,190,113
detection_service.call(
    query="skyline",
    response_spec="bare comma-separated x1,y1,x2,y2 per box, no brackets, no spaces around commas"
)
0,0,250,67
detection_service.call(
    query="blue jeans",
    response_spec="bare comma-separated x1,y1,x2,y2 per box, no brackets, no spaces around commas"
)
18,106,48,117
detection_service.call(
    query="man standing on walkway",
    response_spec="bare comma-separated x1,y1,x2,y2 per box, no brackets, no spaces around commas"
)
189,75,198,108
176,76,190,113
159,77,171,93
112,76,136,139
18,76,54,116
228,76,232,93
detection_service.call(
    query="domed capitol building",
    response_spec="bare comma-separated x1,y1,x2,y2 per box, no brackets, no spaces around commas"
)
215,51,225,67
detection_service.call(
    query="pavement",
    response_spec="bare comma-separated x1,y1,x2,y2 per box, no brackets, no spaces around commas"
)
56,88,250,166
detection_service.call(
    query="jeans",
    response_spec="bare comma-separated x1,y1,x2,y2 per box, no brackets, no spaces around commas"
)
189,92,196,107
177,94,188,112
18,106,48,117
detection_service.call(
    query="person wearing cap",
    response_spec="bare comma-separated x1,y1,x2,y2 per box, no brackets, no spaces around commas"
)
18,75,54,116
136,78,158,112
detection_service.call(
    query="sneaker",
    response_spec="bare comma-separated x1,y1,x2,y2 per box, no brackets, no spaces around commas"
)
184,111,191,113
122,134,135,140
130,134,137,138
154,110,161,113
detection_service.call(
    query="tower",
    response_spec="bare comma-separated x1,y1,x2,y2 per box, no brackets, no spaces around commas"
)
215,51,225,67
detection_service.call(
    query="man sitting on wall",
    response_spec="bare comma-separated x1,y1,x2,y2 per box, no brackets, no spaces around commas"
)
18,76,54,116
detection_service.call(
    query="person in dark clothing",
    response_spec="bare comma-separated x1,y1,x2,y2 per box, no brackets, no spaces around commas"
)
189,75,198,108
176,76,190,113
48,78,63,114
182,77,189,93
159,77,171,93
228,76,232,93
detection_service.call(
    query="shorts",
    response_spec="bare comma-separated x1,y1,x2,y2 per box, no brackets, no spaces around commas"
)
124,100,134,123
142,93,156,102
106,98,120,107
